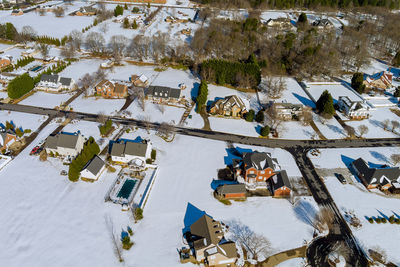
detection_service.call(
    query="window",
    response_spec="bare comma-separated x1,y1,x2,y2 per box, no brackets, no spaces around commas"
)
249,171,254,174
260,171,265,174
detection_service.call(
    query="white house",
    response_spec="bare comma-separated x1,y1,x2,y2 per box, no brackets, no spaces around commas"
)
44,132,85,158
337,96,370,120
36,74,75,92
80,155,106,181
110,139,152,164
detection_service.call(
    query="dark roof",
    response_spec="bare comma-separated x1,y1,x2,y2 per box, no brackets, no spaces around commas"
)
215,184,246,195
40,74,59,83
82,155,105,175
146,86,181,99
270,170,291,191
59,77,72,86
352,158,400,185
190,214,222,250
57,133,80,149
110,142,125,157
243,152,275,171
124,141,148,157
44,135,58,149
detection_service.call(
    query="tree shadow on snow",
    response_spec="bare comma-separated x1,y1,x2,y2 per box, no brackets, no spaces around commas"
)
376,210,389,220
224,147,252,166
294,199,317,227
369,151,390,164
327,124,345,135
190,82,200,102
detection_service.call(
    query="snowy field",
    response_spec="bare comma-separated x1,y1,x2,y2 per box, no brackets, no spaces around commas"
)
312,114,346,139
2,47,26,61
0,123,318,267
0,2,93,38
60,59,104,81
208,117,260,137
19,91,73,108
0,110,47,131
62,120,102,145
310,147,400,264
69,95,125,115
304,82,364,104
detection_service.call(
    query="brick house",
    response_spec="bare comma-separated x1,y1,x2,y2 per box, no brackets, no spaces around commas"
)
363,71,393,90
268,170,292,197
130,74,149,87
209,95,247,118
95,80,128,98
351,158,400,190
234,152,279,184
112,0,166,3
215,183,247,199
0,57,12,69
185,214,238,266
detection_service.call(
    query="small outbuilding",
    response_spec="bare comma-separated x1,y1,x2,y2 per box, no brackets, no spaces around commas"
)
215,183,247,199
80,155,106,182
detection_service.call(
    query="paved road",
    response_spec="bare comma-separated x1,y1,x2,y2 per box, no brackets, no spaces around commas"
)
1,102,399,266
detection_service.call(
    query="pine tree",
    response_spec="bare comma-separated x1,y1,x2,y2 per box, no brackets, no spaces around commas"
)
393,51,400,67
260,125,270,136
132,19,138,29
255,110,264,123
351,72,366,94
316,90,335,118
245,110,255,122
123,18,130,29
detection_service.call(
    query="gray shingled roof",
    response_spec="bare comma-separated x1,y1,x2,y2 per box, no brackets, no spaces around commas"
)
215,184,246,195
352,157,400,185
146,86,181,99
59,77,72,86
124,141,148,157
110,143,125,157
270,170,291,191
243,152,275,171
41,74,59,83
82,155,105,176
57,134,80,149
44,135,58,149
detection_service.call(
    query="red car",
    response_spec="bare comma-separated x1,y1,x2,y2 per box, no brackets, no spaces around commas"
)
30,146,40,155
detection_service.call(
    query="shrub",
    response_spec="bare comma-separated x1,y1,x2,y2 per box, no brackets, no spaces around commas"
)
255,110,264,123
260,125,270,137
146,158,152,164
395,218,400,224
134,207,143,221
218,199,231,205
132,7,140,13
298,13,308,23
375,217,381,223
393,51,400,67
389,215,395,224
15,128,23,138
368,217,374,224
245,109,255,122
99,119,113,136
114,5,123,17
122,236,133,250
382,218,387,223
7,73,34,99
132,19,138,29
107,166,116,173
24,129,31,134
151,149,156,161
394,87,400,98
123,18,130,29
127,226,133,236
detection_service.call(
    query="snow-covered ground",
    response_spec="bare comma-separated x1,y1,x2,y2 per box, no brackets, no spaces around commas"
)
60,59,104,81
312,114,346,139
310,147,400,264
19,91,73,108
0,2,93,38
2,47,27,61
304,82,364,104
62,120,103,146
0,122,318,266
0,110,47,131
69,95,125,115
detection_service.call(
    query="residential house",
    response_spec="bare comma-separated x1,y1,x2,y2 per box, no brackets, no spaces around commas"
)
0,56,12,69
215,183,247,199
113,0,166,3
351,158,400,190
75,6,96,16
130,74,149,87
186,214,238,266
265,17,291,29
272,102,306,120
268,170,292,197
95,80,128,98
80,155,106,181
145,85,181,103
234,151,279,185
337,96,370,120
209,95,247,118
363,71,393,90
0,132,17,151
110,139,151,164
312,18,333,29
11,9,23,16
36,74,75,92
44,132,85,158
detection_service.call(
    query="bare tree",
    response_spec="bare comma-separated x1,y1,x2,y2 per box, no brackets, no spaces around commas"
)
314,207,335,233
344,125,355,138
262,76,286,99
228,220,272,261
109,35,128,63
69,30,83,51
300,107,313,126
60,42,76,59
391,154,400,165
391,120,399,132
85,32,105,54
37,43,50,58
382,119,390,131
132,87,145,111
157,103,165,114
158,122,175,138
265,104,283,132
97,112,107,124
357,125,369,138
38,8,46,16
79,73,94,96
53,7,65,17
142,115,151,133
94,68,106,82
20,25,37,43
104,215,124,262
99,22,109,34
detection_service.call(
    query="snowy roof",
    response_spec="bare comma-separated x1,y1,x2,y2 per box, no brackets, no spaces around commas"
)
146,86,181,99
138,74,148,83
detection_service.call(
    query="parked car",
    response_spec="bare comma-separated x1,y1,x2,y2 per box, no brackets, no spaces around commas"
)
30,146,40,155
334,173,347,184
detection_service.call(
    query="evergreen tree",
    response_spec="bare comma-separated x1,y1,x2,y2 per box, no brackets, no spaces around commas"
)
5,23,17,40
394,87,400,97
7,73,34,99
123,18,130,29
255,110,264,123
124,3,128,9
245,110,255,122
298,13,308,23
316,90,335,117
114,5,124,17
132,19,138,29
196,80,208,112
260,125,270,136
351,72,366,94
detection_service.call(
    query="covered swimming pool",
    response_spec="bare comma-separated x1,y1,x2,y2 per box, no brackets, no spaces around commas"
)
117,179,137,199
